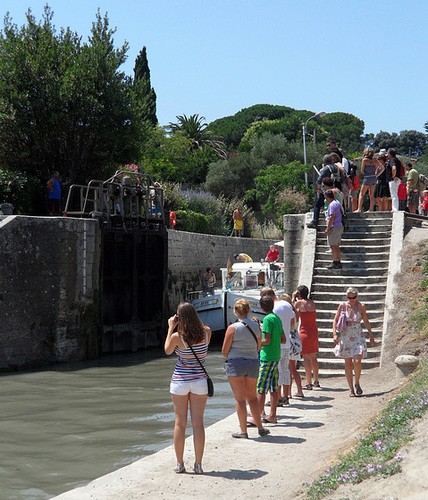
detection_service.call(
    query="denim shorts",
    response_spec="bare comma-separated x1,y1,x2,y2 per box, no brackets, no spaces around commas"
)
170,377,208,396
226,358,260,378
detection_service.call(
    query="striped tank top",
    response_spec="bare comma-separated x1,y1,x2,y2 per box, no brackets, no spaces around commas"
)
172,334,208,382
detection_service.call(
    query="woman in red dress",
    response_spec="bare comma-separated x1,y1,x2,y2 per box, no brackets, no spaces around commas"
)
292,285,320,389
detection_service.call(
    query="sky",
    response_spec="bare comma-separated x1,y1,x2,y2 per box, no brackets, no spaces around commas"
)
3,0,428,136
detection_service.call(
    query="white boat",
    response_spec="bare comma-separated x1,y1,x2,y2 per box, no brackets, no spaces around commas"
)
190,261,284,333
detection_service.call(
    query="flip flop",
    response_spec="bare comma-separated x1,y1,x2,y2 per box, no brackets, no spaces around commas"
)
232,432,248,439
355,384,363,396
262,417,277,424
293,393,305,398
304,384,313,390
246,420,257,428
349,390,356,397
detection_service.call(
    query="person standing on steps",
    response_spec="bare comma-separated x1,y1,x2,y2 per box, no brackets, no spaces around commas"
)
325,189,343,270
332,287,375,397
386,148,403,212
307,155,341,229
405,162,419,214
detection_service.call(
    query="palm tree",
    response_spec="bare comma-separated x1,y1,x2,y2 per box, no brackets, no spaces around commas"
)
168,114,227,159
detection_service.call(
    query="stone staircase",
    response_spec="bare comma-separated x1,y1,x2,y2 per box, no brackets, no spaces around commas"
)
309,212,393,377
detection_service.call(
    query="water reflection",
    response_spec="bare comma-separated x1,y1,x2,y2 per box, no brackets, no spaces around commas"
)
0,347,234,500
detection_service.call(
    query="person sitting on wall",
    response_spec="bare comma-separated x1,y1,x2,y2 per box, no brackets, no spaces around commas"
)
234,253,253,263
202,268,216,296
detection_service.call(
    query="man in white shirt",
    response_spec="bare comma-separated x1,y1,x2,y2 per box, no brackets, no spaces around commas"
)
260,287,294,405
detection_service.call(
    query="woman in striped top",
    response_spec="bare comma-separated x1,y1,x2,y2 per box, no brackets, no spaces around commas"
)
164,302,212,475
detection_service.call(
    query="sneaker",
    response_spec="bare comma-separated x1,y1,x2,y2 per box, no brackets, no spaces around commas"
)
313,380,320,388
306,221,317,228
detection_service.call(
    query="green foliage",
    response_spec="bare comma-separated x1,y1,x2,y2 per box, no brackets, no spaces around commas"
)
132,46,157,127
371,130,427,157
208,104,365,154
254,161,310,216
0,7,143,187
174,209,212,234
0,166,42,214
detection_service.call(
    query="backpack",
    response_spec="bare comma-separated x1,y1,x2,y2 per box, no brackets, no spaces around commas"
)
418,174,428,191
327,165,342,189
347,159,358,182
396,158,405,179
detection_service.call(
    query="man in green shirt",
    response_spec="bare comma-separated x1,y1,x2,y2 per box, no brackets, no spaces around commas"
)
405,162,419,214
257,295,285,424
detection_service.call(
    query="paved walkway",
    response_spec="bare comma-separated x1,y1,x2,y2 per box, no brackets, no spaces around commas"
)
53,368,399,500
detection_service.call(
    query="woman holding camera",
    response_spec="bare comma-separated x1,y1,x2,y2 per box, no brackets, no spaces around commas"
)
165,302,211,474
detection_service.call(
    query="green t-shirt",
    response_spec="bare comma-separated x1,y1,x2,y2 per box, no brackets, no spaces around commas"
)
260,312,283,362
407,169,419,190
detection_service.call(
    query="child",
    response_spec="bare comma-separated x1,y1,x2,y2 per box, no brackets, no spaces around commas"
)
398,177,407,211
422,190,428,216
256,295,285,424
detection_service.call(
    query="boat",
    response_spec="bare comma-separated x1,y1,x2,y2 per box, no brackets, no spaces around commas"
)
190,261,284,334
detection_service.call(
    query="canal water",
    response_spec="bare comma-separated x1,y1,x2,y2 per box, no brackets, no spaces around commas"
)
0,347,235,500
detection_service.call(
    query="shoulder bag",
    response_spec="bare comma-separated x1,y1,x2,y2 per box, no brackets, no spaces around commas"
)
187,343,214,397
336,302,347,333
289,328,303,356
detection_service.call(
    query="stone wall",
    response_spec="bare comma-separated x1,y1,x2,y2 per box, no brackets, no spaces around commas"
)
0,215,101,370
167,230,289,312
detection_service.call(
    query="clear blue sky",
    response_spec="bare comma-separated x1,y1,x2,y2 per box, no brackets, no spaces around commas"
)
4,0,428,136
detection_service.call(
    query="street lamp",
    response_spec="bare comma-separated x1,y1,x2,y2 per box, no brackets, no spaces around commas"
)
303,110,326,185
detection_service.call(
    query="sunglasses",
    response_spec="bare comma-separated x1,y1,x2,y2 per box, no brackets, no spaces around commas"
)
347,295,357,300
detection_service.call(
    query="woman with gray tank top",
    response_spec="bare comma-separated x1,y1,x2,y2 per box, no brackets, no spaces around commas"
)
222,298,270,438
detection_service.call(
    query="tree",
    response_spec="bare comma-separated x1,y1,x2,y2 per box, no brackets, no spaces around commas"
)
168,114,226,159
133,46,157,127
0,7,141,188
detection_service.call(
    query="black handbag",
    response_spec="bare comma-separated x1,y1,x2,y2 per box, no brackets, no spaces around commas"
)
188,343,214,397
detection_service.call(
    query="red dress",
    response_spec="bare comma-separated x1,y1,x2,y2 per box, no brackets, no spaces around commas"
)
299,310,319,354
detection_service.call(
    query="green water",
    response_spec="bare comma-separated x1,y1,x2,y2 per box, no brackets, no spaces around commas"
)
0,347,234,500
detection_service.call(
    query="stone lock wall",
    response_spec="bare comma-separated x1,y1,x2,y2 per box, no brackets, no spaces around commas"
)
0,215,101,370
167,230,292,313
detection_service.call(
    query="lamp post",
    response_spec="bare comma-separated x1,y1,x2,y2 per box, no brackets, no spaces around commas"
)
303,110,326,186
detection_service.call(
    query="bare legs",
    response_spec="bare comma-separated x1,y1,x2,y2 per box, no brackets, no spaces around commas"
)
344,356,363,395
257,391,278,421
228,376,265,432
171,393,207,467
356,185,376,212
288,360,303,396
303,353,319,385
376,196,389,212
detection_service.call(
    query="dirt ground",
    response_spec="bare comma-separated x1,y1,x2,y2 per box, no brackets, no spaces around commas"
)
54,228,428,500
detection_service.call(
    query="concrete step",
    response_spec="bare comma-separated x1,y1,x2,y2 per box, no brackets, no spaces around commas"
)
315,309,384,320
313,276,387,285
314,357,380,370
315,252,389,261
316,245,391,254
311,292,385,303
316,347,381,359
311,283,386,293
330,238,391,247
318,337,382,348
314,260,389,269
314,267,388,276
316,221,392,231
316,317,384,329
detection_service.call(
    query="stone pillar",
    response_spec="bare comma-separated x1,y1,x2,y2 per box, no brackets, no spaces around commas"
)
282,214,305,295
394,355,420,378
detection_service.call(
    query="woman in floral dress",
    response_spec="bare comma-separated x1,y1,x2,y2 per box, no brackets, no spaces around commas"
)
332,287,375,397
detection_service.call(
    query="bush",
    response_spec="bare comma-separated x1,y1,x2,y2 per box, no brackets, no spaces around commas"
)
0,167,42,214
174,209,212,234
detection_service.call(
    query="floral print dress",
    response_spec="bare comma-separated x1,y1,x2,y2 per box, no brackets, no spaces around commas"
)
334,303,367,358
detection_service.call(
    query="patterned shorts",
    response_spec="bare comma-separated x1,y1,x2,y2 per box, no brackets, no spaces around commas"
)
257,360,279,394
407,190,419,207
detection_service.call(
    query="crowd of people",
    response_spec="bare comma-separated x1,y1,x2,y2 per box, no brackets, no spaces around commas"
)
308,141,427,223
164,283,374,473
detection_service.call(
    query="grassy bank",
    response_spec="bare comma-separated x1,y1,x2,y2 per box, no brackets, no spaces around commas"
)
305,358,428,499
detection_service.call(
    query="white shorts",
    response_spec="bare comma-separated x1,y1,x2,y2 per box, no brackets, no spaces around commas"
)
170,377,208,396
278,347,291,386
